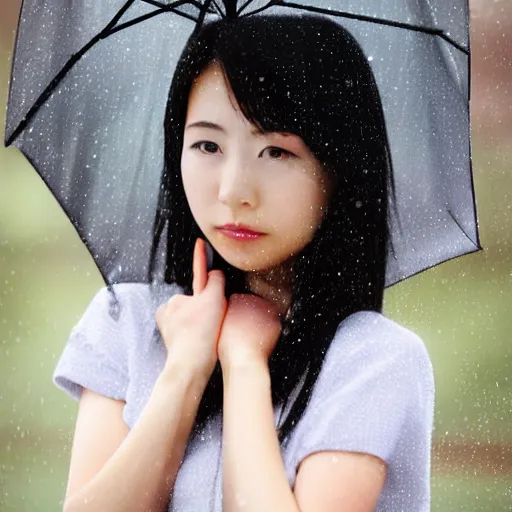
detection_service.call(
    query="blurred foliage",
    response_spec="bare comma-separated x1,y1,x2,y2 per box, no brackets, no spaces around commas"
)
1,8,512,512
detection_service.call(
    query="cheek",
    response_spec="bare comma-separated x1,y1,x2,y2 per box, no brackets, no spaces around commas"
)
181,155,216,219
181,157,195,207
268,179,327,250
277,178,328,225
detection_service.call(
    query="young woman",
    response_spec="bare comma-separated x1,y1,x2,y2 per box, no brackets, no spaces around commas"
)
54,14,434,512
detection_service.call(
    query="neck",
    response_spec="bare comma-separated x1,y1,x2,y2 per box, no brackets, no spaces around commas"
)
245,261,294,317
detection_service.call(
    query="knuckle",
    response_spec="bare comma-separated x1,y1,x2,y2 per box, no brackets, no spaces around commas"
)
167,294,184,308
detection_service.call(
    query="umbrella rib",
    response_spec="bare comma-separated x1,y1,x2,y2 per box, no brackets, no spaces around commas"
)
104,0,138,32
197,0,215,26
143,0,204,8
141,0,209,16
5,0,198,147
6,34,101,146
388,244,482,288
211,1,225,18
242,0,468,55
237,0,257,15
239,0,276,17
110,7,197,34
447,209,479,248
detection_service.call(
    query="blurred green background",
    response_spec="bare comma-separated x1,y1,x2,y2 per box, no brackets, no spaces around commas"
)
1,2,511,511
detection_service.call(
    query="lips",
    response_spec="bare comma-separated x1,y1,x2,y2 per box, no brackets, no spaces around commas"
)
218,223,264,235
216,223,266,241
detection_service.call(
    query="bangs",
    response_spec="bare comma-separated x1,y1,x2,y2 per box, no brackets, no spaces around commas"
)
207,15,372,168
215,40,308,137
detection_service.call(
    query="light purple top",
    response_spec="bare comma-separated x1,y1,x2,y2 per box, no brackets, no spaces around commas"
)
53,283,435,511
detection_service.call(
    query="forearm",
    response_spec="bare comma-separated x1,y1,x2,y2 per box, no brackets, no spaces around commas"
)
64,362,208,512
221,361,300,512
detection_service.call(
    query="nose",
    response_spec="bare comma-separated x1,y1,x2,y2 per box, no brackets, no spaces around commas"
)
217,157,258,209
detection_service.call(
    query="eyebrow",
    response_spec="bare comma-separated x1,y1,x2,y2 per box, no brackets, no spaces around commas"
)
185,121,227,133
185,120,265,137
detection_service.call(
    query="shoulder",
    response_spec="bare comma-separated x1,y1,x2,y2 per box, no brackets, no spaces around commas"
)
102,281,184,307
89,282,184,323
71,281,185,350
52,281,184,403
286,311,434,470
314,310,434,403
329,310,431,370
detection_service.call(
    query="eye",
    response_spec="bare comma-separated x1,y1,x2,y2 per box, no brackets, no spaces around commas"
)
190,141,221,154
260,146,295,160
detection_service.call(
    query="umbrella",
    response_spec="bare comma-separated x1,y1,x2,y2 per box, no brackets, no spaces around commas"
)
4,0,480,288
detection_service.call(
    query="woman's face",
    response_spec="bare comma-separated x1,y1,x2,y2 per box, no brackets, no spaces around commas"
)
181,62,331,272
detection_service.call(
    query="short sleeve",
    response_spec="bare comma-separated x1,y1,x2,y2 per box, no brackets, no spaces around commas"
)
53,286,135,402
291,311,434,468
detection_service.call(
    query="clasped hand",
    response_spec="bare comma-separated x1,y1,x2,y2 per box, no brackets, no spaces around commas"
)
156,238,282,377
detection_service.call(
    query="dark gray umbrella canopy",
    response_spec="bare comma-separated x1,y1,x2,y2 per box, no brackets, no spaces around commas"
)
5,0,479,286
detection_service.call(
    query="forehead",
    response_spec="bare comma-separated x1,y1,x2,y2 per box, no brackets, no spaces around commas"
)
187,63,241,117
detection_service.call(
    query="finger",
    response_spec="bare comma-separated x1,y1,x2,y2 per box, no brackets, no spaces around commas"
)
192,238,208,295
204,269,225,295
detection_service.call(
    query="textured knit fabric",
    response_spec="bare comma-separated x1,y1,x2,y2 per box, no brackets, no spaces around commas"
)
53,283,435,511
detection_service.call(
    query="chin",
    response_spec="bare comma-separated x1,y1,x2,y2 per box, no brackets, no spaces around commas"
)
207,236,290,272
228,259,274,272
216,252,279,273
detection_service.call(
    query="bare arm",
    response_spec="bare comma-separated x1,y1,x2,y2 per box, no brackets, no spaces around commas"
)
63,361,208,512
222,360,386,512
222,361,299,512
64,239,226,511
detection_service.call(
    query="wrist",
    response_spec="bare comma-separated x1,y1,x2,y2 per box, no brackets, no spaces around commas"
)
220,356,269,376
161,358,211,392
221,359,271,396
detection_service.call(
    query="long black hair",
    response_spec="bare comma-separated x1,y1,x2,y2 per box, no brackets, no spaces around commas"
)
149,14,393,444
